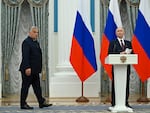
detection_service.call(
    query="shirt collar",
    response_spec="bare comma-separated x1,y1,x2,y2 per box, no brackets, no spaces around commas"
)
117,37,124,41
117,37,125,45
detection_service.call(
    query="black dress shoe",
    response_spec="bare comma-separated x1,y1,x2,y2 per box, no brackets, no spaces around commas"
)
126,104,132,108
21,104,34,109
39,102,53,108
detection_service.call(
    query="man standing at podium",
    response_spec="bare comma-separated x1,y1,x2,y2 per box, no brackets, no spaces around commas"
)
108,27,132,108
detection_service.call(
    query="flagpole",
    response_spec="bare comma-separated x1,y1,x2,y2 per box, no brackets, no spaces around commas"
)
76,82,89,102
137,81,150,103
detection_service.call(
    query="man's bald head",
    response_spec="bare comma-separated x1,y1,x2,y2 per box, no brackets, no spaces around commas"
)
115,27,125,39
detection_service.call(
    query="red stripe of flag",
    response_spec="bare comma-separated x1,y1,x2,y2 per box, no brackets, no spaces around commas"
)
100,34,112,79
70,36,97,82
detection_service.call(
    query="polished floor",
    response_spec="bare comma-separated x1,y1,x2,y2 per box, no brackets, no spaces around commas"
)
0,94,150,113
0,94,101,106
0,93,144,106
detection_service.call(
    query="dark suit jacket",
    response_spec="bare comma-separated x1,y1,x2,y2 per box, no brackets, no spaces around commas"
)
19,36,42,74
108,38,132,54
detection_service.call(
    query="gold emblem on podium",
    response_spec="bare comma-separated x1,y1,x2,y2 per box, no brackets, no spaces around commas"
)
120,56,127,63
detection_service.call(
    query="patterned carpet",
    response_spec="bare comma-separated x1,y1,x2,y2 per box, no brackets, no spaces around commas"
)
0,104,150,113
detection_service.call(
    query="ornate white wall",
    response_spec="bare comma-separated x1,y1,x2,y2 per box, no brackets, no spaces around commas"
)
48,0,101,97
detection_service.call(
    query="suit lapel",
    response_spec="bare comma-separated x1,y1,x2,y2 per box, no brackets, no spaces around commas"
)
116,39,122,49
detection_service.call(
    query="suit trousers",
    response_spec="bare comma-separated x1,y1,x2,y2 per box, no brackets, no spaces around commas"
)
20,72,45,106
111,65,130,106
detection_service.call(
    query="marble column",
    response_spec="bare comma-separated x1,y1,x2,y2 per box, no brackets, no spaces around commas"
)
48,0,100,97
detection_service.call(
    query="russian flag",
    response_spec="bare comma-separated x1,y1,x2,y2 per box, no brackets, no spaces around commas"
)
100,0,122,79
132,0,150,82
70,0,97,82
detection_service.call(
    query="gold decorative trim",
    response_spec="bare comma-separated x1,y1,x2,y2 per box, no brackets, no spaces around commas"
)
42,69,46,80
120,56,127,63
5,65,9,81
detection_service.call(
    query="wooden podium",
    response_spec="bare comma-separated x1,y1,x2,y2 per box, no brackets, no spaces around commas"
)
105,54,138,112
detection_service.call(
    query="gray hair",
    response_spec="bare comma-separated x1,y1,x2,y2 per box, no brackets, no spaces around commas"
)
29,26,38,32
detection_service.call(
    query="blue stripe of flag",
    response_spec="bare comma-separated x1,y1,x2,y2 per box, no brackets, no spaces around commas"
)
104,10,117,41
134,10,150,59
73,11,97,71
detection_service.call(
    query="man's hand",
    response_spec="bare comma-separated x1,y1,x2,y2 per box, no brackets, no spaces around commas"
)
120,51,127,54
25,68,31,76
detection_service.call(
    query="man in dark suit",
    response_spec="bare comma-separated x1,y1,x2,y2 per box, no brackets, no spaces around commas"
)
19,26,52,109
108,27,132,108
